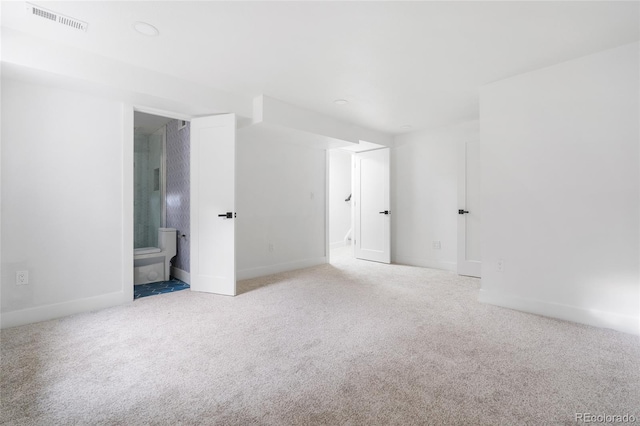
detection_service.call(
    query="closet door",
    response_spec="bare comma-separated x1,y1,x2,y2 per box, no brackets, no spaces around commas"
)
457,138,481,278
190,114,236,295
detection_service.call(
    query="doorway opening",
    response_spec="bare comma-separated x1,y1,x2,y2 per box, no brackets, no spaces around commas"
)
133,111,191,299
327,141,389,265
328,149,354,264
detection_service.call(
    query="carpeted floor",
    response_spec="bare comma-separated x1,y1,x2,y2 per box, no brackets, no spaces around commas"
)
1,247,639,425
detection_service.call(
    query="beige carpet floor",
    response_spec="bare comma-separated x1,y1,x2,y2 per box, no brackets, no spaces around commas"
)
1,247,639,425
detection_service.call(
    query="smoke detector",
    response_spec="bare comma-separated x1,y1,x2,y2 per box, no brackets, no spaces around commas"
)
26,3,88,32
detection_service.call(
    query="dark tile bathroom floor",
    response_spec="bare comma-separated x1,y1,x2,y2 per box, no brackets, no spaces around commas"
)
134,278,190,300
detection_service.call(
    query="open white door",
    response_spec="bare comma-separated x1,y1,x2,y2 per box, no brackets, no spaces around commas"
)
354,148,391,264
457,138,481,277
190,114,236,295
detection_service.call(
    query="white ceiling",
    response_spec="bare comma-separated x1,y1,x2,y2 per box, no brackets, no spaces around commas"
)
134,111,173,136
2,1,638,135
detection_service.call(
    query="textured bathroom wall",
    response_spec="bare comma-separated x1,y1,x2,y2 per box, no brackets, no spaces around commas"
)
166,119,190,273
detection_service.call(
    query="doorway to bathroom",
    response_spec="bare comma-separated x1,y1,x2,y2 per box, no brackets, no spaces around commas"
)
133,111,191,299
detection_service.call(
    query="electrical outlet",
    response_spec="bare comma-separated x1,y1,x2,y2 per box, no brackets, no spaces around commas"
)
497,259,504,272
16,270,29,285
268,243,275,252
432,241,441,250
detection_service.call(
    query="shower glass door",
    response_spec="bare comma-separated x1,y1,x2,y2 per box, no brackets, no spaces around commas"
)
134,127,166,248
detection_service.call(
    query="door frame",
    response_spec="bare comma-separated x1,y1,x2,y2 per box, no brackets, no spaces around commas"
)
325,149,331,263
126,105,193,301
326,146,391,264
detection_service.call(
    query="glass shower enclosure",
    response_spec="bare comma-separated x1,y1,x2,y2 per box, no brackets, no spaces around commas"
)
134,126,166,249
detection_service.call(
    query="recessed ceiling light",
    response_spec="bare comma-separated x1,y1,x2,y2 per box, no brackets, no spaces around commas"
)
133,21,159,36
401,124,413,130
333,99,348,105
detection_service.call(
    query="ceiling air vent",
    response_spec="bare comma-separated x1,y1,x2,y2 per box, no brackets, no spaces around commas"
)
26,3,88,32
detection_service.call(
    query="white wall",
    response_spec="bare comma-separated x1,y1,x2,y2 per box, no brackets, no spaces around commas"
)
392,121,479,271
329,150,352,249
479,42,640,335
256,96,393,147
3,28,253,120
235,129,327,279
1,78,131,327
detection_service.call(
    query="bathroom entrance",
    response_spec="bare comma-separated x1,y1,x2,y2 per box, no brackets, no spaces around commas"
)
133,111,191,299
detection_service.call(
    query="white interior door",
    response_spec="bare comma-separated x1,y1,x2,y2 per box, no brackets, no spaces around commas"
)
457,138,481,277
190,114,236,295
354,148,390,264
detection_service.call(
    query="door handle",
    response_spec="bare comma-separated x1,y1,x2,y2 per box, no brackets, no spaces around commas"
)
379,210,390,215
458,209,469,215
218,212,234,219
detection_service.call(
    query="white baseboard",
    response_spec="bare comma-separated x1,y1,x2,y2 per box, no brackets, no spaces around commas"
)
237,257,327,281
393,255,457,273
171,267,190,284
478,289,640,336
1,290,131,330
